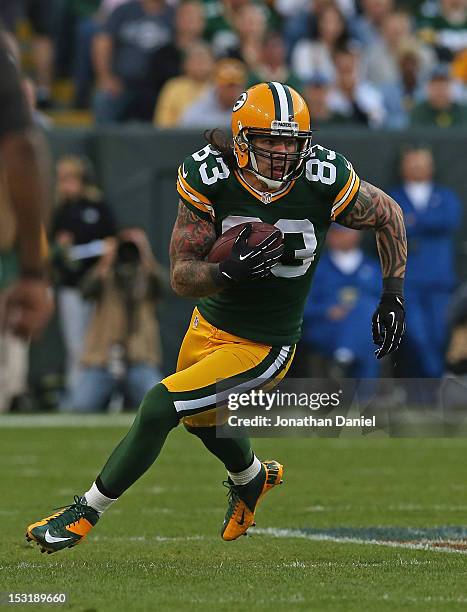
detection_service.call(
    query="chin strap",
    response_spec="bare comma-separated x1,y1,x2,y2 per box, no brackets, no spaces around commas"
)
256,174,286,190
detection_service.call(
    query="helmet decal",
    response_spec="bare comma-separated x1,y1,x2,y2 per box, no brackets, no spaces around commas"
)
233,92,248,112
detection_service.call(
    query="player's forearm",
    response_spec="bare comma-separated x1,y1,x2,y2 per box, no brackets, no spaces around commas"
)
169,201,219,297
171,260,221,297
373,196,407,282
2,131,50,275
339,180,407,284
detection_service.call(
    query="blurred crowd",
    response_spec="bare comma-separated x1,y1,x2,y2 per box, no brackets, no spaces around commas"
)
1,153,166,413
1,0,466,128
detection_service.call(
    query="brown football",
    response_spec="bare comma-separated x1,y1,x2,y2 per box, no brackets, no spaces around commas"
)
207,222,282,263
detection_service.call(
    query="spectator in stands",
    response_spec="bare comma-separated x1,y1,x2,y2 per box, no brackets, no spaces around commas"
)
380,40,428,129
93,0,175,123
282,0,356,55
410,64,467,127
362,10,434,88
51,155,116,397
150,1,206,105
154,42,214,128
302,225,381,378
180,58,247,128
248,31,302,90
327,44,386,128
56,1,132,108
389,146,461,378
417,0,467,63
302,73,339,128
229,3,269,71
0,0,57,108
204,0,274,58
350,0,394,48
291,3,351,84
67,228,165,412
55,0,101,107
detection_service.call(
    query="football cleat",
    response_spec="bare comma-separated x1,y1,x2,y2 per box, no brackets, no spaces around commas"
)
26,495,99,554
221,460,283,541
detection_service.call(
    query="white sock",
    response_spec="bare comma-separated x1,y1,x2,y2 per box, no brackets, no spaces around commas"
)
228,455,262,486
83,482,117,515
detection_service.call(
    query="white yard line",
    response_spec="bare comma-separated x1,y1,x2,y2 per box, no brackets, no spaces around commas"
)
254,527,467,555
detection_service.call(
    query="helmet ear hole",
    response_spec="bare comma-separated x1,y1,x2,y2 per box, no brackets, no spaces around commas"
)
234,136,249,168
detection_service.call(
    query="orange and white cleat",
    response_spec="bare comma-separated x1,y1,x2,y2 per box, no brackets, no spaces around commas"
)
221,460,283,541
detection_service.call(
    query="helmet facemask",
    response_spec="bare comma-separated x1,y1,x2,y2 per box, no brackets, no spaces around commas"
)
235,123,313,190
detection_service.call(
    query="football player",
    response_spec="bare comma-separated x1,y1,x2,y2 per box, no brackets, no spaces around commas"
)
0,27,52,339
26,82,407,552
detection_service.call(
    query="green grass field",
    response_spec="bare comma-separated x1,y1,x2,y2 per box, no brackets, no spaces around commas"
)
2,415,467,611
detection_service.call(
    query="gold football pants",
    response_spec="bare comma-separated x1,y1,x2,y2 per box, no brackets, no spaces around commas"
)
162,308,295,427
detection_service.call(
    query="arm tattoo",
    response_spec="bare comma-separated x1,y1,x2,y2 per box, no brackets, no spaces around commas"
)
169,201,220,297
338,180,407,279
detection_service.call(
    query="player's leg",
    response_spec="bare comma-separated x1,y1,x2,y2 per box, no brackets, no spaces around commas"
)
184,424,253,472
26,381,180,553
168,312,295,540
26,309,292,551
25,314,207,553
167,347,293,540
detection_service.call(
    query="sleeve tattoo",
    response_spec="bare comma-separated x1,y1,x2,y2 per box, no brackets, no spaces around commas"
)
169,201,220,297
337,180,407,279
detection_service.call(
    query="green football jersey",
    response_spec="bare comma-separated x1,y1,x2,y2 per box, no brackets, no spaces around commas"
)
176,143,361,346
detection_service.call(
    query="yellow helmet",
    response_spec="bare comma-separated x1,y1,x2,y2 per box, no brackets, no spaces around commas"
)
232,82,313,187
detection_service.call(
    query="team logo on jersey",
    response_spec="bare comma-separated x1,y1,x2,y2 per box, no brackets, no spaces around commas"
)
261,192,273,205
233,92,248,112
193,315,199,329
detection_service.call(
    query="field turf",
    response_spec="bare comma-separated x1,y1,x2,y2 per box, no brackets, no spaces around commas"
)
2,415,467,611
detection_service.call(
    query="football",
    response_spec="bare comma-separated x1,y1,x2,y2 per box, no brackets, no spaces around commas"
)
207,222,282,263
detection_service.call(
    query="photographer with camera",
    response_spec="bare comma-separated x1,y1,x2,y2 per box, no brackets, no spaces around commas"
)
64,227,165,412
52,155,116,395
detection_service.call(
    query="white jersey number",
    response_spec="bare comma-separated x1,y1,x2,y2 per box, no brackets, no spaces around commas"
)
306,145,337,186
192,145,230,186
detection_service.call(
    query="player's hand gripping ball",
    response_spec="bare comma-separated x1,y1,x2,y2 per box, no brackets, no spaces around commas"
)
208,222,283,283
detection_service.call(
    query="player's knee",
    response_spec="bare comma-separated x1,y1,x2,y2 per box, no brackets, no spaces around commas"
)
138,383,179,430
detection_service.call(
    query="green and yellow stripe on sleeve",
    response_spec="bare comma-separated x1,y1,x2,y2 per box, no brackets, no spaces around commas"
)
176,166,215,222
331,164,361,221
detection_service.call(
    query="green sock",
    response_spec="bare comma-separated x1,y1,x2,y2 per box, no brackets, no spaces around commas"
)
185,425,253,472
97,383,179,498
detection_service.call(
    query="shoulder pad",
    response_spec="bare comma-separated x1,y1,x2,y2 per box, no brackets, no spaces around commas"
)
306,145,360,220
177,145,231,220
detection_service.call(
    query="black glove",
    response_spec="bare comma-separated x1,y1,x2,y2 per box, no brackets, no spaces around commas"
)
372,294,405,359
216,223,284,284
